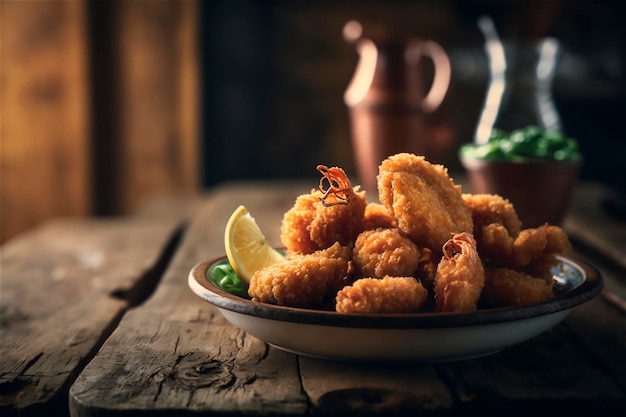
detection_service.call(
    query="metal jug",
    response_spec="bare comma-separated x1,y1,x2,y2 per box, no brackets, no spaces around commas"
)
344,21,451,194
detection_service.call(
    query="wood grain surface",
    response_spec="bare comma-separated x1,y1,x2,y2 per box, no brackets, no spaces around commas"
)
67,181,626,416
0,218,182,417
69,182,312,416
1,180,623,416
563,182,626,270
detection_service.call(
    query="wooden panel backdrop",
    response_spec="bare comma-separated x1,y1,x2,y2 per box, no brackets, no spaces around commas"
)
0,0,199,244
2,1,622,244
1,0,90,243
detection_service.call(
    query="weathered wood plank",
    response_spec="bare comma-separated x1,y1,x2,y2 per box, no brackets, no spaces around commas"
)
300,358,453,415
560,246,626,391
565,294,626,392
0,218,181,417
438,319,626,415
299,303,626,416
68,181,626,416
563,182,626,269
435,240,626,415
69,182,312,417
70,301,304,416
90,0,200,216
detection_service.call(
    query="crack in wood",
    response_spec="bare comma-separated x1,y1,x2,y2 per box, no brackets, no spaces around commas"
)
188,308,214,324
434,364,473,405
108,224,184,306
20,353,43,378
0,353,43,398
2,217,189,415
0,377,29,396
153,375,165,403
174,352,190,367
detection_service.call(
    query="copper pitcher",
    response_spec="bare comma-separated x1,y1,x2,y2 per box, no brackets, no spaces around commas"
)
344,21,451,194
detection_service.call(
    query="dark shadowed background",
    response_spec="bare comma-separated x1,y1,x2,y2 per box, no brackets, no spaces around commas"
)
2,0,625,243
200,0,625,187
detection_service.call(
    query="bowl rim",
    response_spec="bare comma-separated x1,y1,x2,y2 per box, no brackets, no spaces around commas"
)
188,254,602,329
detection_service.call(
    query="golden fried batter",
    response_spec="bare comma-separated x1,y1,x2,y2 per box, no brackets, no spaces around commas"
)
248,242,352,308
377,153,473,252
362,202,397,230
415,247,437,292
280,190,320,255
353,228,420,278
280,187,367,255
435,233,485,312
524,254,560,284
335,276,428,314
249,153,577,315
482,267,554,307
310,186,367,250
545,225,573,253
477,223,571,268
463,193,523,237
478,223,515,261
512,224,572,267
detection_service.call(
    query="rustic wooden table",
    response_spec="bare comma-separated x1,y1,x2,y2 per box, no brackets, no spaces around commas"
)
1,179,625,417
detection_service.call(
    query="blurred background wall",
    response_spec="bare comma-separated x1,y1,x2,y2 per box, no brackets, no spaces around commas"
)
1,0,624,244
1,0,199,243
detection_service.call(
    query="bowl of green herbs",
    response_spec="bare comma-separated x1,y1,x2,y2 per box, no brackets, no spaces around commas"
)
460,126,582,227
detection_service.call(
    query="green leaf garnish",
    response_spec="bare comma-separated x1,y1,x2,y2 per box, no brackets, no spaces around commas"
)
460,126,581,162
207,261,248,297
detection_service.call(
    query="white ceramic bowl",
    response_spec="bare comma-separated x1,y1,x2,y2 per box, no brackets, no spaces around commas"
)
188,255,602,363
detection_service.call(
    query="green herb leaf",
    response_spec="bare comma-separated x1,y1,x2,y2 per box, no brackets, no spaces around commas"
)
460,126,581,162
208,262,248,297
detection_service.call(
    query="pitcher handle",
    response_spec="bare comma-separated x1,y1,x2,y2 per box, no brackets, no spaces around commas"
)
343,38,378,107
413,40,451,113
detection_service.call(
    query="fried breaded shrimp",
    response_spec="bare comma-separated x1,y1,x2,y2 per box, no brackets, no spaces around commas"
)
434,233,485,312
280,166,367,255
248,242,352,308
482,267,554,307
280,191,320,255
512,224,572,267
478,223,515,261
362,202,397,230
353,228,420,278
377,153,473,252
476,223,572,268
415,247,437,292
309,187,367,251
335,276,428,314
524,254,560,284
463,193,523,237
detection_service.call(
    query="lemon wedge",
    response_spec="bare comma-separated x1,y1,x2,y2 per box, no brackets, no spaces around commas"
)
224,205,284,284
